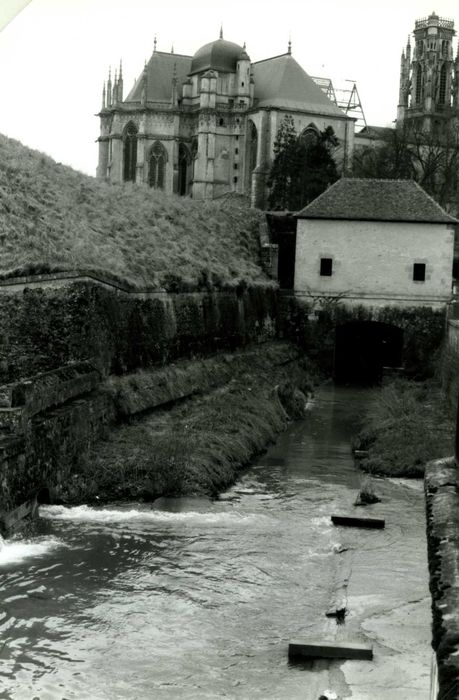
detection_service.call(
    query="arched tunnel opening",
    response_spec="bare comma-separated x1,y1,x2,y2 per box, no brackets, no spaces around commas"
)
334,321,403,384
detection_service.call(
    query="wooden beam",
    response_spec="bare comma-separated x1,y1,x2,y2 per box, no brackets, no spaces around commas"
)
331,515,385,529
288,640,373,661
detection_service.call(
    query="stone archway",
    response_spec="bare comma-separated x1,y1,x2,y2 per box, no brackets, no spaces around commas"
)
334,320,404,384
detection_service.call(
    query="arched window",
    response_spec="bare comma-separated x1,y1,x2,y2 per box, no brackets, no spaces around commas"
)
415,67,423,104
248,120,258,173
300,126,320,147
439,63,447,104
123,122,138,182
178,143,191,196
148,141,167,189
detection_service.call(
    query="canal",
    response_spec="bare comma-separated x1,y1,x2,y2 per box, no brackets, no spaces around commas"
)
0,385,431,699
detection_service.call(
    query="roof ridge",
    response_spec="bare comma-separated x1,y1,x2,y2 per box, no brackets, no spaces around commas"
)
252,53,291,65
151,51,193,59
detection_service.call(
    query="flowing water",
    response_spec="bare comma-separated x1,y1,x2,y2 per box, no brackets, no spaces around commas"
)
0,386,431,699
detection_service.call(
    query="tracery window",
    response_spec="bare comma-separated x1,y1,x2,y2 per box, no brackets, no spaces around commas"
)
300,126,320,147
148,141,167,189
415,67,423,104
123,122,138,182
439,63,447,104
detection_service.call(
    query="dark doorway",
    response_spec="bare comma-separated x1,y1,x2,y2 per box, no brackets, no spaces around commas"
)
265,213,296,289
334,321,403,384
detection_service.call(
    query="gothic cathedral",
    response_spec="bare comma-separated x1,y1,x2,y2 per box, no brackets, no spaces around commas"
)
96,32,354,208
398,11,459,131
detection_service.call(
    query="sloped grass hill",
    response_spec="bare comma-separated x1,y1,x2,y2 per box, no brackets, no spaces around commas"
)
0,134,267,290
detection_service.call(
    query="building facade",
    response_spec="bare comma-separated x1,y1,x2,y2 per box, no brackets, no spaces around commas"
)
96,34,354,208
398,11,459,132
294,178,456,310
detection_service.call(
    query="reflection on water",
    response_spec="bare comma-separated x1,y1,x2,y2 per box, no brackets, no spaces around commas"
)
0,386,427,699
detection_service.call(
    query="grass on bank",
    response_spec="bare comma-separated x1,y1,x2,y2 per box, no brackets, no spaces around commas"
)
0,134,267,290
354,378,454,477
63,352,314,503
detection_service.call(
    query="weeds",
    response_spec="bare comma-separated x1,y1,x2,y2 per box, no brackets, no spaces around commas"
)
62,346,313,503
0,134,267,290
354,378,454,477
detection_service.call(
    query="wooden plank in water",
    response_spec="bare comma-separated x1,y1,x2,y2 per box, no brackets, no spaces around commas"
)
288,640,373,661
331,515,385,529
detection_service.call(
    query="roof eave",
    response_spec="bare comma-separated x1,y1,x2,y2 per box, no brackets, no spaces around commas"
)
295,214,458,224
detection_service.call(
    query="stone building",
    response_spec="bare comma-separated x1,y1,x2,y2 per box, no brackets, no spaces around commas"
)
96,33,354,208
294,178,456,310
398,11,459,132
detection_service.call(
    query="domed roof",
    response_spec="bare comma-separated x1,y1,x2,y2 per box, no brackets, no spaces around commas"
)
190,38,245,75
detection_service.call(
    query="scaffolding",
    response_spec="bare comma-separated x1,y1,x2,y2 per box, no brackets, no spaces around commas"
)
311,77,367,129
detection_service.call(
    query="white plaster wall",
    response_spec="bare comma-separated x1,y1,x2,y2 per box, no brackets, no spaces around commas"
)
294,219,455,306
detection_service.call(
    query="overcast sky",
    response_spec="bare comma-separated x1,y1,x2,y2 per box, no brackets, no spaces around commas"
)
0,0,458,177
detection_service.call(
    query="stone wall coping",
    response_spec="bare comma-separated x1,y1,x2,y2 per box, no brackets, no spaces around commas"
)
0,270,276,297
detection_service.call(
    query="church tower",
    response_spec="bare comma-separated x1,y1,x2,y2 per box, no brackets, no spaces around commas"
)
398,11,459,132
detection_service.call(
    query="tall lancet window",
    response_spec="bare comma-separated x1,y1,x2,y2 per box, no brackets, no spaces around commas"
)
148,141,167,189
415,67,423,104
178,143,191,196
439,63,447,104
123,122,138,182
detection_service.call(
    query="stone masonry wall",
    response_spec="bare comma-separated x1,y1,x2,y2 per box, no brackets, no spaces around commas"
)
0,278,278,383
425,457,459,699
0,278,279,512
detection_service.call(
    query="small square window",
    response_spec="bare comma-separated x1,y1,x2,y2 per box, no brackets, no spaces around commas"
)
233,176,238,183
413,263,426,281
320,258,333,276
235,148,239,155
234,163,238,170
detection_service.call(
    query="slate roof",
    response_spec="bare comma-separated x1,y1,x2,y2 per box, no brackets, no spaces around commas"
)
125,51,192,103
252,54,348,118
356,125,394,140
296,178,458,224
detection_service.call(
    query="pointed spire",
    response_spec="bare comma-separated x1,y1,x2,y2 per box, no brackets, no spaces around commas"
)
102,81,106,109
154,35,157,52
243,41,246,49
287,35,292,55
118,59,123,102
171,44,174,54
113,68,118,105
219,25,223,39
107,66,112,107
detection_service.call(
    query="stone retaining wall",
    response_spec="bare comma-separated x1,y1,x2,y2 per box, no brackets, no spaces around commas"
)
424,457,459,699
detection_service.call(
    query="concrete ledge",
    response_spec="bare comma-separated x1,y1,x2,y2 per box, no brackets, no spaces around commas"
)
0,362,101,419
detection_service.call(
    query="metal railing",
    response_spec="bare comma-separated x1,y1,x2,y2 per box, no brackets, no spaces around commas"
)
415,16,454,30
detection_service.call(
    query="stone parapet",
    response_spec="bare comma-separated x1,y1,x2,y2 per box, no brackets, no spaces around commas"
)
425,457,459,699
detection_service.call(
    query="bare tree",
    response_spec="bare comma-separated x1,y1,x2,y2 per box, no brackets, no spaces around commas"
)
353,122,459,212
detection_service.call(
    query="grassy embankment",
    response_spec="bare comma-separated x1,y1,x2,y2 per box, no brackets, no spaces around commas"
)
0,134,267,290
62,345,317,503
354,377,454,477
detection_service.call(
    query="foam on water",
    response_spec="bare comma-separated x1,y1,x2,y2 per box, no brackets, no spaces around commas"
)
40,504,268,526
0,536,64,566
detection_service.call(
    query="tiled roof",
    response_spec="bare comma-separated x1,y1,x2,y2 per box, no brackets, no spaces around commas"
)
356,125,394,140
126,51,192,103
296,178,458,223
252,54,348,118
